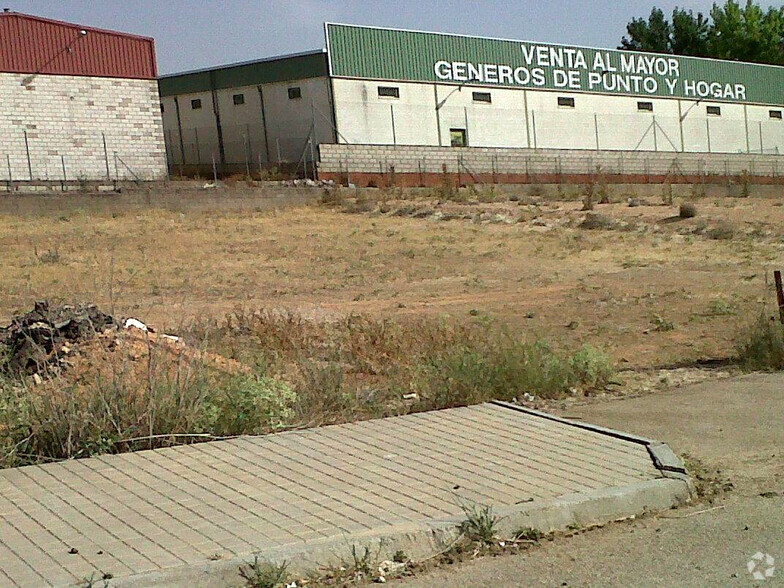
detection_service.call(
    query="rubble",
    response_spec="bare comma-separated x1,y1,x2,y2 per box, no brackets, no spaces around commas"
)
282,178,335,188
0,301,116,375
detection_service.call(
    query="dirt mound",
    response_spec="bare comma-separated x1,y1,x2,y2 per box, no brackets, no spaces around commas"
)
0,301,116,375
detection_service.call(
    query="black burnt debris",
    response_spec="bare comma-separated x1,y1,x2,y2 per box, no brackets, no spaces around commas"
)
0,301,116,375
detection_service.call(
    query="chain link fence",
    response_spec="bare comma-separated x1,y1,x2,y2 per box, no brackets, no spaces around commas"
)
1,130,165,186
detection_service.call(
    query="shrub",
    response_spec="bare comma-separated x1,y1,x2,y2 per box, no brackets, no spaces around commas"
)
202,374,297,435
579,213,615,230
239,557,289,588
459,503,498,545
679,202,697,218
0,342,297,468
737,314,784,371
707,221,735,240
414,338,613,408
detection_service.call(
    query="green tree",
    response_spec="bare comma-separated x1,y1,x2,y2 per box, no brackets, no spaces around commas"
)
620,1,784,65
709,1,784,65
671,8,711,56
621,7,672,53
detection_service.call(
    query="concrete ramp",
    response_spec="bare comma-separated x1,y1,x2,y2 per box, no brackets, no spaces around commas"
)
0,402,691,587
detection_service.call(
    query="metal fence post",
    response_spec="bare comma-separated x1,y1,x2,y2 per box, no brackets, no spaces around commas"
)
246,123,254,169
243,132,251,178
23,130,32,180
212,153,218,184
102,133,111,180
531,110,538,149
759,121,764,154
6,154,12,191
594,114,600,151
652,116,658,152
194,127,201,165
706,119,712,154
61,155,67,191
390,104,397,146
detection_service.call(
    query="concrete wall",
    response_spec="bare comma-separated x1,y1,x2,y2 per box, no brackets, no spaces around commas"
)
161,76,334,170
0,72,166,181
319,143,784,186
331,78,784,156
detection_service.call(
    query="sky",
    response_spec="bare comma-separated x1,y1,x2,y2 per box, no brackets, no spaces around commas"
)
7,0,784,74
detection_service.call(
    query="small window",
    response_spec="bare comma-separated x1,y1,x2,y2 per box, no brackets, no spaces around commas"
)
707,105,721,116
288,87,302,100
233,93,245,105
472,91,492,104
191,98,202,110
637,101,654,112
557,96,575,108
450,128,467,147
378,86,400,99
770,110,783,120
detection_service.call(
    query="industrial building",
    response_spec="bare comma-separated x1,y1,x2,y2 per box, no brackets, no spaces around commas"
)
160,23,784,184
0,11,167,183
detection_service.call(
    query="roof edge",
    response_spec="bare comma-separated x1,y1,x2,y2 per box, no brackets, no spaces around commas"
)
0,10,155,42
159,49,327,79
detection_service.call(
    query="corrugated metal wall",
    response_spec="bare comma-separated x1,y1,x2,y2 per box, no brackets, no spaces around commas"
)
158,52,328,97
0,12,156,79
326,24,784,106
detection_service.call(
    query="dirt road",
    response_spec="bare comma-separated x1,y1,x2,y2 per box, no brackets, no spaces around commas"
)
400,373,783,587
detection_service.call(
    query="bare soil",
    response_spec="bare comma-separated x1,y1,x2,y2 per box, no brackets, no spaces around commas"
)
2,186,782,370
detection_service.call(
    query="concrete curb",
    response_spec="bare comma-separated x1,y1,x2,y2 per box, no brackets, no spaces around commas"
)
106,402,694,588
110,478,691,588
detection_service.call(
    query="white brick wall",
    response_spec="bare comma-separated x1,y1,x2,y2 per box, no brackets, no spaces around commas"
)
0,72,167,181
319,144,784,177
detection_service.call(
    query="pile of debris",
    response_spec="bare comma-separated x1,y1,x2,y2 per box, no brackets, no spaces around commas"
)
0,301,117,375
1,301,249,383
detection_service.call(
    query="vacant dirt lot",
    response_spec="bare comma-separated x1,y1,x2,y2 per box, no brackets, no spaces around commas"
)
1,186,783,369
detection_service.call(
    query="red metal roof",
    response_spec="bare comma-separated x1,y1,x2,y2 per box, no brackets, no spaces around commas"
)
0,11,157,79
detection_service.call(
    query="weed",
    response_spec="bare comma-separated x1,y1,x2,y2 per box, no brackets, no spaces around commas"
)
513,527,545,542
679,202,697,218
650,315,675,332
737,313,784,371
662,184,674,206
739,170,751,198
705,298,737,317
459,503,498,545
202,375,297,435
319,187,344,206
78,572,111,588
350,544,375,577
706,221,735,240
581,182,595,211
35,247,62,265
239,556,289,588
579,213,615,230
392,550,408,563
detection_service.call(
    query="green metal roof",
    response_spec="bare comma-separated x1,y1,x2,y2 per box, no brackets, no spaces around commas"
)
158,50,328,96
326,24,784,106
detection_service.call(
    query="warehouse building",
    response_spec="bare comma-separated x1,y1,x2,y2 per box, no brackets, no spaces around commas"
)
158,51,334,174
0,11,167,183
160,23,784,184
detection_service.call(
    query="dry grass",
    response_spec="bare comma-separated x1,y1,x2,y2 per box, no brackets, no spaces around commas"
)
1,187,782,369
2,185,784,467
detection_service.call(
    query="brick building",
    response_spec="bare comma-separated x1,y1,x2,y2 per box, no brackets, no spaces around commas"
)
0,11,166,182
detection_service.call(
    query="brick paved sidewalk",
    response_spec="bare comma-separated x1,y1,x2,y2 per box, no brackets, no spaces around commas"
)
0,402,672,587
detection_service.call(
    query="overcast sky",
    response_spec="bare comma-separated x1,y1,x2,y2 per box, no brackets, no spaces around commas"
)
8,0,784,74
